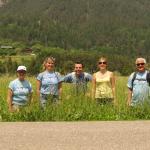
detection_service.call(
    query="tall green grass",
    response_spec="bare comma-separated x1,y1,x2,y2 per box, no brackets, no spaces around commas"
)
1,75,150,121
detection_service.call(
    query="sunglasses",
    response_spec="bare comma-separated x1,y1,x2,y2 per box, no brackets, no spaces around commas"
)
99,61,107,65
136,63,145,66
17,70,26,73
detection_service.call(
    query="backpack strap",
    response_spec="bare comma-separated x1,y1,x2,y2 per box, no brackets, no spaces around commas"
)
82,72,85,82
131,72,137,91
83,72,89,82
146,71,150,86
131,71,150,90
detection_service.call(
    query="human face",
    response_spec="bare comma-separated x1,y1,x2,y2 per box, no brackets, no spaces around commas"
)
98,59,107,71
45,60,55,71
136,60,145,72
17,70,26,80
74,64,83,76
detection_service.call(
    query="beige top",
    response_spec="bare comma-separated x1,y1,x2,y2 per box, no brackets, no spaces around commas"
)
95,71,113,99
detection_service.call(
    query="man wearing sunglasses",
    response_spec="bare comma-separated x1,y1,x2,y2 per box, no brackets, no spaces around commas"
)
127,57,150,106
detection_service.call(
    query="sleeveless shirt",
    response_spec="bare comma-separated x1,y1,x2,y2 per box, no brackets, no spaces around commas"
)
95,72,113,99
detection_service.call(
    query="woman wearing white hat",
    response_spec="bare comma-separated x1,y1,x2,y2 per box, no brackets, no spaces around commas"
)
7,65,33,112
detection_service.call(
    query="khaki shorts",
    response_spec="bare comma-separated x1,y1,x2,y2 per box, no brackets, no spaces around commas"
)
12,104,25,112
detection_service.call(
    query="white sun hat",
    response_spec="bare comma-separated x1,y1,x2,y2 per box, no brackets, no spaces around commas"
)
17,66,27,71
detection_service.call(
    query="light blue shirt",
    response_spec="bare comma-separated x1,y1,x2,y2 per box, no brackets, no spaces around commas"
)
8,79,32,105
127,71,150,106
37,71,63,95
63,72,92,95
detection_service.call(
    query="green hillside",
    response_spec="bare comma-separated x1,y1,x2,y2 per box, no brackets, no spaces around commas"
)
0,0,150,56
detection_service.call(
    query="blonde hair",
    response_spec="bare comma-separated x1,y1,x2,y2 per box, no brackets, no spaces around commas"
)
43,57,55,70
98,57,107,63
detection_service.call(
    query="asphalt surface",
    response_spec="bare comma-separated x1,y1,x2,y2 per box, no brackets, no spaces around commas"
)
0,121,150,150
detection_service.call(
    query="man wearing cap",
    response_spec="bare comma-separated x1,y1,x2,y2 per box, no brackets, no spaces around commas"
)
127,57,150,106
7,65,33,112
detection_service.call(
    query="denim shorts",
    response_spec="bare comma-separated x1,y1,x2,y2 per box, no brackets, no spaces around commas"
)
40,94,59,108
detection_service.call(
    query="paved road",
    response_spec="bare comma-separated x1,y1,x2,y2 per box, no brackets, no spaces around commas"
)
0,121,150,150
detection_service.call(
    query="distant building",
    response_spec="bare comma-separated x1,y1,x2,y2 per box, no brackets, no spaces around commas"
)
22,48,33,54
0,45,13,49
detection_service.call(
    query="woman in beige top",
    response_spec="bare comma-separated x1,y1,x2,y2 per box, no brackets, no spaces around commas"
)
92,57,116,104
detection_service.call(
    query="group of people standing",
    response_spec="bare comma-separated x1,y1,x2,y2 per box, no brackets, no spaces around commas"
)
7,56,150,112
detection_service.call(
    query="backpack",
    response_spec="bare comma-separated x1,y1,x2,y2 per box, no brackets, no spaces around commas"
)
131,71,150,90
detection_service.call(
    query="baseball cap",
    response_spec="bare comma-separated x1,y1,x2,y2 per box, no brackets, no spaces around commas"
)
17,66,27,72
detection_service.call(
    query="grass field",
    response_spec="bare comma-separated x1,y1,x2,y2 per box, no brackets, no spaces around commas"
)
0,75,150,121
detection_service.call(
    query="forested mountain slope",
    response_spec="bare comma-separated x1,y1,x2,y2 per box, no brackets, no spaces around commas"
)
0,0,150,56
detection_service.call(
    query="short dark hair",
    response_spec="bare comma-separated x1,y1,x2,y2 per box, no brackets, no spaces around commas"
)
74,61,84,68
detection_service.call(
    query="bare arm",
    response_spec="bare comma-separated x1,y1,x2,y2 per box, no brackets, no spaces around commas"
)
28,92,33,104
110,72,116,104
7,89,13,112
91,73,96,100
58,82,62,99
127,88,132,106
36,80,41,98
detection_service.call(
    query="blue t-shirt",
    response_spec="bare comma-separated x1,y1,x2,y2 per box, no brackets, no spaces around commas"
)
127,71,150,106
37,71,63,95
8,78,32,105
63,72,92,95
